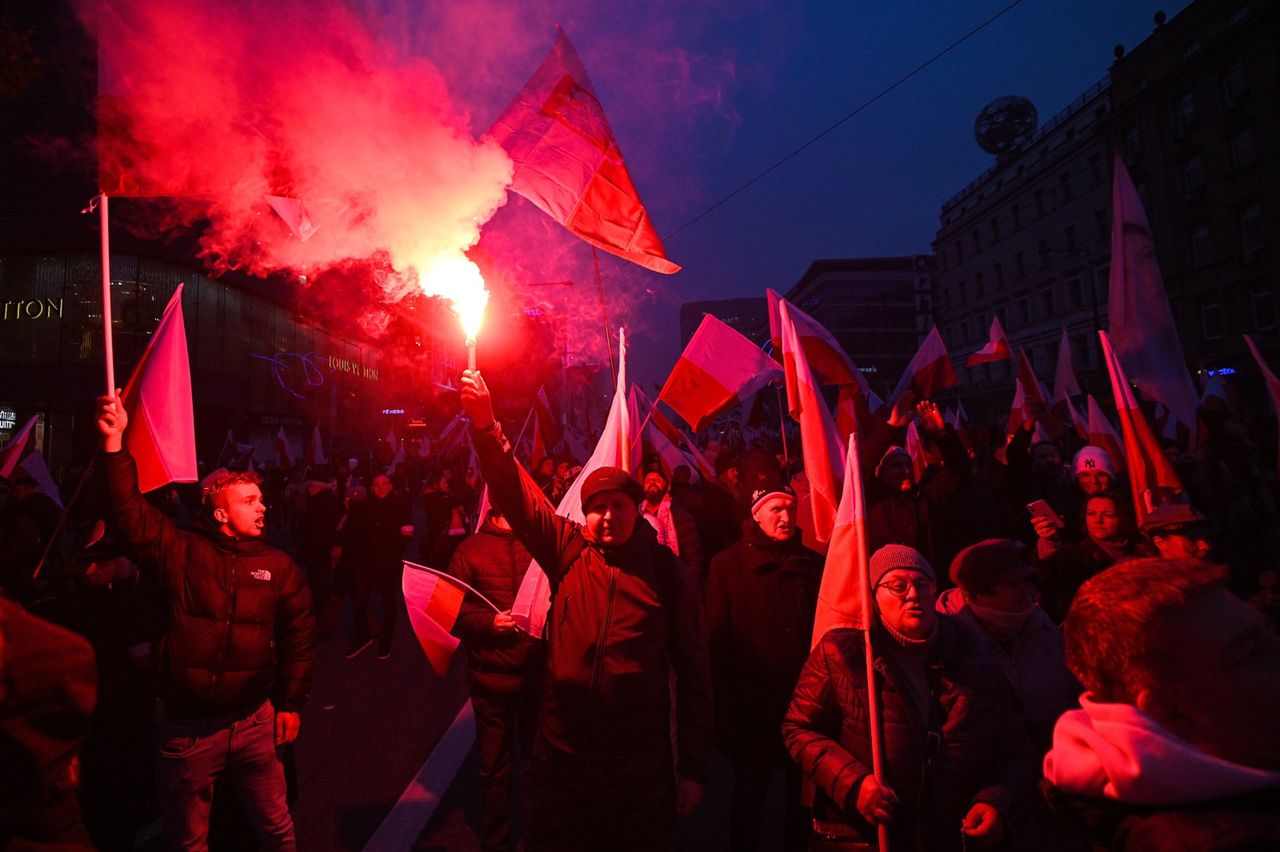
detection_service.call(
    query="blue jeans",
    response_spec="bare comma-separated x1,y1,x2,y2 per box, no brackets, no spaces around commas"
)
154,700,295,852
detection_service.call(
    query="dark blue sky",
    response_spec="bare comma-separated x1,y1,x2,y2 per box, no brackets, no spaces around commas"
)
387,1,1193,384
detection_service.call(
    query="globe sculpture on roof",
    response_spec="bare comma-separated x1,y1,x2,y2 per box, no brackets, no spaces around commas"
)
974,96,1038,159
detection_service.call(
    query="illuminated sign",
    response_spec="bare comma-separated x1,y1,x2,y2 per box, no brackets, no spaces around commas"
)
328,354,379,381
0,408,15,430
2,299,64,320
382,408,406,415
1206,367,1236,376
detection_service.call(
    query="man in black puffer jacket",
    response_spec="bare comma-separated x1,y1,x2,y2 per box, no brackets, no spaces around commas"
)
707,482,821,851
96,394,314,852
449,507,545,852
461,370,713,852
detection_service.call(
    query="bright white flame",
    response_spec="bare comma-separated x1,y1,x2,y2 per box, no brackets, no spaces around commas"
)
419,255,488,341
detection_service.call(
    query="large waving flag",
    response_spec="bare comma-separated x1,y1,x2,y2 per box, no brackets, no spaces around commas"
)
0,416,37,480
812,435,872,644
967,316,1012,367
657,314,782,432
1244,335,1280,477
1099,331,1184,525
1015,347,1056,434
1086,395,1126,475
1052,328,1082,405
779,300,844,543
1108,151,1200,435
512,329,639,635
488,29,679,274
121,285,198,493
886,326,957,426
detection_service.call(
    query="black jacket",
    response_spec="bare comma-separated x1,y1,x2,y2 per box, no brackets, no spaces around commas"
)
783,618,1034,852
449,516,545,692
343,491,411,570
102,450,315,720
471,421,713,781
706,521,821,758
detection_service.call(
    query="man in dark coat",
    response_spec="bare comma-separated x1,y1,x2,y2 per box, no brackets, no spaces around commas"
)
95,394,314,852
461,370,713,852
449,508,545,852
338,473,413,659
784,545,1033,852
1044,558,1280,850
706,482,821,851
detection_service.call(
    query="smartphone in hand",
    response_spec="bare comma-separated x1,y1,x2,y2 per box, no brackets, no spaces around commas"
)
1026,499,1065,529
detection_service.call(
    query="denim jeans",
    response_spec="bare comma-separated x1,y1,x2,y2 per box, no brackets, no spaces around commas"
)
153,700,295,852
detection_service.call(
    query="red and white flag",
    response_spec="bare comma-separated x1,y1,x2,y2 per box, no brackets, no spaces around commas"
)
1063,396,1089,441
967,316,1012,367
488,29,679,274
886,326,957,426
121,285,198,493
779,301,844,543
533,385,561,452
1015,347,1056,434
513,329,640,635
1099,331,1184,526
306,425,326,467
1086,395,1126,475
0,416,37,481
275,426,293,471
1244,335,1280,478
1052,328,1082,405
402,562,466,677
811,435,872,644
1007,378,1028,438
657,314,782,432
1108,152,1200,435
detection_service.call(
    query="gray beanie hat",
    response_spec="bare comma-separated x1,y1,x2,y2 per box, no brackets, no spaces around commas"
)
869,544,936,588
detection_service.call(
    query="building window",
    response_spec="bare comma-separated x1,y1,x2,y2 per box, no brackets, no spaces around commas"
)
1015,252,1026,277
1183,40,1200,59
1253,288,1276,331
996,307,1007,328
1040,289,1056,318
1034,188,1045,217
972,228,982,253
955,242,964,264
1059,171,1072,202
1240,203,1264,255
958,281,967,305
990,217,1000,242
1183,154,1204,193
1037,239,1050,269
1175,90,1196,130
994,262,1004,287
1222,59,1245,104
1065,225,1077,250
1068,277,1084,309
959,319,970,344
1095,208,1109,240
1074,335,1091,367
1201,300,1224,339
1192,223,1212,268
1016,297,1031,326
1089,152,1104,185
1229,127,1256,169
1011,203,1021,231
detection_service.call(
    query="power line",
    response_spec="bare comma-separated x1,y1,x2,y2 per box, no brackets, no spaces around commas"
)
662,0,1028,242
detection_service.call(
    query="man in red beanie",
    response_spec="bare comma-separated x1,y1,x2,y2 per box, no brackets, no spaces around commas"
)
460,370,712,852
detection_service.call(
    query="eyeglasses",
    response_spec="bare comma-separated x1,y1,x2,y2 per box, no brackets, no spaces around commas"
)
876,578,937,598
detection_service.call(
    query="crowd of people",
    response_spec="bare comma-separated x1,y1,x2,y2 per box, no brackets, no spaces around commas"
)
0,370,1278,851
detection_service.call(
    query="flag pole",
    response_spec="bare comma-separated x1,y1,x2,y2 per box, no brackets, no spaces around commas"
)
850,431,889,852
99,193,116,395
774,383,791,473
592,247,617,387
31,464,95,581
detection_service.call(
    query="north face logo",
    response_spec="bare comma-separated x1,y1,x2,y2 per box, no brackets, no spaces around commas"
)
250,569,272,582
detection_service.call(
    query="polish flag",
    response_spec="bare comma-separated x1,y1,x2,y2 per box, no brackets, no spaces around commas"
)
1015,347,1057,434
275,426,293,471
1086,395,1126,476
1099,331,1184,526
513,329,639,635
811,435,872,644
1108,152,1200,436
488,29,679,274
779,301,844,543
121,285,198,493
657,314,782,432
1064,396,1089,441
886,326,957,426
1052,328,1082,405
401,563,467,676
1244,335,1280,478
533,385,561,451
1006,378,1028,438
0,416,37,480
905,421,930,483
306,425,326,467
967,316,1012,366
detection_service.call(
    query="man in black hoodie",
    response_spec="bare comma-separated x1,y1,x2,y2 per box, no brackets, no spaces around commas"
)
96,394,314,851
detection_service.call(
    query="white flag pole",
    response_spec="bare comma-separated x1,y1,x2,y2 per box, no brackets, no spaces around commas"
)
99,193,116,394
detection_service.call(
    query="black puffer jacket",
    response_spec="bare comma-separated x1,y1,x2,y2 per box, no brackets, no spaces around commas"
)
102,450,315,720
706,521,821,758
783,618,1033,852
449,516,545,692
472,421,713,782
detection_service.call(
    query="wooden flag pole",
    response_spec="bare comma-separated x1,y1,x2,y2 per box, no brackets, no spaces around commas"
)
99,193,116,395
851,431,890,852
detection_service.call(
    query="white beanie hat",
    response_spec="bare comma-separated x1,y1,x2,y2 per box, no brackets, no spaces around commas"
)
1072,445,1116,478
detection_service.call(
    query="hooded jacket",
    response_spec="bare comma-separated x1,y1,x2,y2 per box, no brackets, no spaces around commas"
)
470,422,713,783
1043,696,1280,850
102,450,315,720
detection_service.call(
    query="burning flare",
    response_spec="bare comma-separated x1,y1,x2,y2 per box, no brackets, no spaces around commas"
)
419,254,489,344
